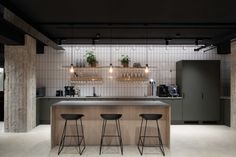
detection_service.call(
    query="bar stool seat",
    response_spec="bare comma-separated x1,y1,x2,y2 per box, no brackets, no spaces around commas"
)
138,113,165,156
99,114,123,155
58,114,86,155
61,114,84,120
101,114,122,120
140,114,162,120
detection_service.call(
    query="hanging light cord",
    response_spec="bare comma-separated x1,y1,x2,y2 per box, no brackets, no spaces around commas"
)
70,46,74,73
145,26,149,73
109,28,113,73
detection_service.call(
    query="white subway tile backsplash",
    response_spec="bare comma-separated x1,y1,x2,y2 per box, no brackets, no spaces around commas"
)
36,45,230,96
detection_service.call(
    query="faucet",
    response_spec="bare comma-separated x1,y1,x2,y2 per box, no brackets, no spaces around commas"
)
93,87,97,97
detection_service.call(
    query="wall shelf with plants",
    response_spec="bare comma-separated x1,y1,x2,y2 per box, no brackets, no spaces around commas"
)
63,52,151,84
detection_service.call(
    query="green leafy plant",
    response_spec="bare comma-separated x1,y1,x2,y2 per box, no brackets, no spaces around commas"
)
84,50,97,67
119,55,130,67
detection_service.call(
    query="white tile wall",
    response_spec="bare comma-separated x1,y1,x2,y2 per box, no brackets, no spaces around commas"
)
36,45,230,96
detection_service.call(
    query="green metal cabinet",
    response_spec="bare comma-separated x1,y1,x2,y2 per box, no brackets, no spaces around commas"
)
36,98,61,125
220,98,230,126
161,99,183,123
176,60,220,122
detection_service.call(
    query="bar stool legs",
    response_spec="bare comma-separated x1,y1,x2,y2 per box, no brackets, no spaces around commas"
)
115,119,123,154
99,119,107,155
58,117,86,155
156,120,165,155
137,116,165,156
99,118,123,155
58,120,67,155
76,119,86,155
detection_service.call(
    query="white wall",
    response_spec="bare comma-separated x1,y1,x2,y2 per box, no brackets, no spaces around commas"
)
36,45,230,97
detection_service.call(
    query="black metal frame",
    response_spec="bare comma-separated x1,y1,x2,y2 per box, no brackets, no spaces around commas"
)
58,118,86,155
137,118,165,156
99,119,123,155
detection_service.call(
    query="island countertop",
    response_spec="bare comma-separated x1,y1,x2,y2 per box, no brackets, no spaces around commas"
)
52,100,169,106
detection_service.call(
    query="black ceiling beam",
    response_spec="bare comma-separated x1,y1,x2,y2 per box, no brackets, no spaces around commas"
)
36,22,236,26
0,3,63,50
0,18,24,45
60,39,210,45
37,22,236,29
56,37,212,40
55,25,236,30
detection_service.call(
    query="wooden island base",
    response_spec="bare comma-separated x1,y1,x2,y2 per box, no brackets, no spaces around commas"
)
51,101,170,148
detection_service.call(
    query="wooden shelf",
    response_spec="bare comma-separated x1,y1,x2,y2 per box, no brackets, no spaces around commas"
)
116,77,149,82
71,77,103,82
63,66,148,70
64,65,150,84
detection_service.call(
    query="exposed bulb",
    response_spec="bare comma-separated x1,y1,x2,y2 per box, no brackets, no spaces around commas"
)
109,63,113,73
145,64,149,73
70,64,74,73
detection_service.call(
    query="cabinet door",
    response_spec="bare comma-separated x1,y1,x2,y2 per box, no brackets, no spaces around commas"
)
161,99,183,121
182,62,205,121
38,99,61,124
202,61,220,121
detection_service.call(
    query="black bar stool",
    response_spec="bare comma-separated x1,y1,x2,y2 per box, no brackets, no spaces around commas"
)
58,114,86,155
137,114,165,156
99,114,123,155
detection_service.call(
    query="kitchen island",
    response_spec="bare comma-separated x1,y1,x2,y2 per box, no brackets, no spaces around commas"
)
51,100,171,148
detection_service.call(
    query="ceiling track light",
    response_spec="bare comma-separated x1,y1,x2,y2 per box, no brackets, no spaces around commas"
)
203,45,217,53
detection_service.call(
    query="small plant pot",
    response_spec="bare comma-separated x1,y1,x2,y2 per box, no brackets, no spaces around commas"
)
122,63,129,67
90,63,96,67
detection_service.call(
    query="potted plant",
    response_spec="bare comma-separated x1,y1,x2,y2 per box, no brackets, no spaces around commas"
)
119,55,130,67
84,50,97,67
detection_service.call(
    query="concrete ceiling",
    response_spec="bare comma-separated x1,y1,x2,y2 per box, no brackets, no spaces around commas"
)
1,0,236,45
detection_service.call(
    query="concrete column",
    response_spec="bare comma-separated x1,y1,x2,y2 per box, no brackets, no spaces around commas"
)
4,35,36,132
231,39,236,128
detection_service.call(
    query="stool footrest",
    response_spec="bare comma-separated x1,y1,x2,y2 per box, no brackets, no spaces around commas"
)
64,135,84,137
138,144,164,147
140,135,160,138
102,135,121,137
101,144,124,147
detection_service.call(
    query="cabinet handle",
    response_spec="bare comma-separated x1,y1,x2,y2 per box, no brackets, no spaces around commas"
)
201,93,204,99
182,92,185,99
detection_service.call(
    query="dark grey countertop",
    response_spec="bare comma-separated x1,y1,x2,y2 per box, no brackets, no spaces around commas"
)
52,100,169,107
37,96,183,100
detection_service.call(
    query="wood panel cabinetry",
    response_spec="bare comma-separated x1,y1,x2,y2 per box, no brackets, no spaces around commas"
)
176,60,220,122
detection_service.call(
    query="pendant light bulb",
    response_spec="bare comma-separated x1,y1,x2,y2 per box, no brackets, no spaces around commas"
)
145,64,149,73
70,64,74,73
109,63,113,73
